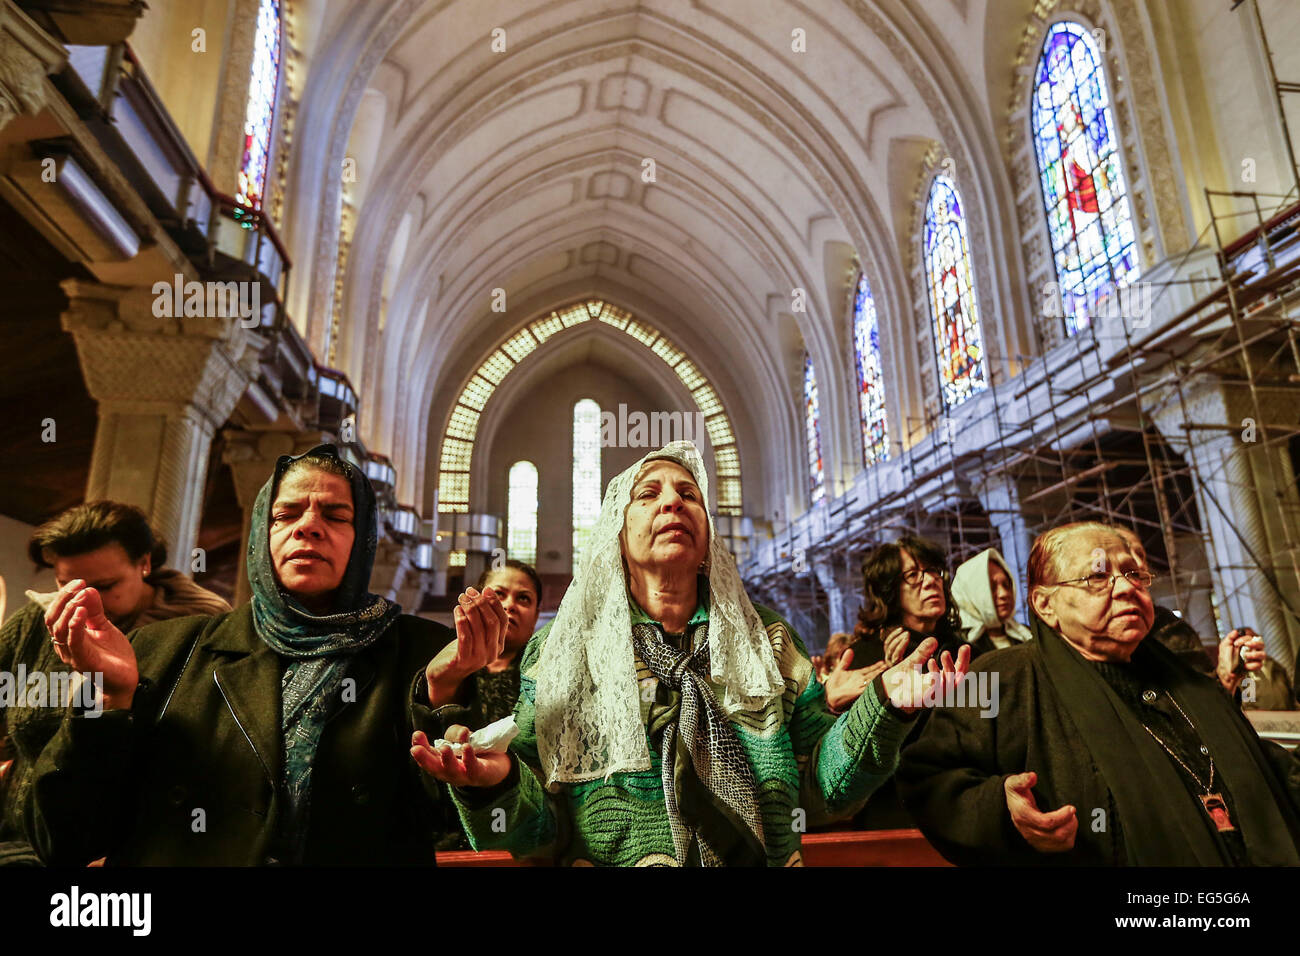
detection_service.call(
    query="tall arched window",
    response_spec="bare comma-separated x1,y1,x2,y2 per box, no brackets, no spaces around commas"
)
572,399,602,571
237,0,283,210
924,174,988,409
507,461,538,567
1033,20,1139,335
852,272,889,466
803,353,825,504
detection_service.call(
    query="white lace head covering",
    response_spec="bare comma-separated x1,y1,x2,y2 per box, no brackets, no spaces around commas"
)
534,439,786,787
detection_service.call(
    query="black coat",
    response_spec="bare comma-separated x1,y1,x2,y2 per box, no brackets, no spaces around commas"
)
841,625,963,830
896,634,1300,865
24,604,457,866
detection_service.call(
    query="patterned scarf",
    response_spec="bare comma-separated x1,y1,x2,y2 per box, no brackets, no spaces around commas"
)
246,444,401,860
632,622,767,866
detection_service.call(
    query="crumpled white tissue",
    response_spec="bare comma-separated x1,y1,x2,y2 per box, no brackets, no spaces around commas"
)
26,589,58,611
433,715,518,755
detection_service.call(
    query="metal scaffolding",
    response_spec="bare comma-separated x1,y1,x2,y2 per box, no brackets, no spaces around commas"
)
747,0,1300,663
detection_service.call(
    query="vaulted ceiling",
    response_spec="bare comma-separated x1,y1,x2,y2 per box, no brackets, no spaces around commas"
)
283,0,1041,520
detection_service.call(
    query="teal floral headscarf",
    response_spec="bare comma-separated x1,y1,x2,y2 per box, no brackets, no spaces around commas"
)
246,443,401,860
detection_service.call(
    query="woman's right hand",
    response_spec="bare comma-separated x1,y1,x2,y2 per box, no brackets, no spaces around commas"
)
1004,771,1077,853
45,579,138,711
411,725,511,788
425,587,508,706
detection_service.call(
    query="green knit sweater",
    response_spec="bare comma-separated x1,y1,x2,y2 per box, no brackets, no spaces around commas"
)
450,603,913,866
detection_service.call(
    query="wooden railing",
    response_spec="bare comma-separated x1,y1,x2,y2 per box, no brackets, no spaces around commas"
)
435,828,951,867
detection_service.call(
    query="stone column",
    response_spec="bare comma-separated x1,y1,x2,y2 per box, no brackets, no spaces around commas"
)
222,427,330,606
61,279,262,571
812,551,861,637
371,537,413,604
973,470,1036,598
1152,380,1300,668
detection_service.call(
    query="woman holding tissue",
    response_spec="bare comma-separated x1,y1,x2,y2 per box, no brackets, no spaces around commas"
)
0,501,228,866
26,444,501,865
413,440,970,866
426,559,542,849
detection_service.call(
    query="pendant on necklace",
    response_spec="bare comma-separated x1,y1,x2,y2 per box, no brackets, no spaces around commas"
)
1200,792,1236,832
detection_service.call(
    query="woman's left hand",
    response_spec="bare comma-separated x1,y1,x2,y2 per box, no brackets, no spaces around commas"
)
1217,629,1266,695
881,639,971,715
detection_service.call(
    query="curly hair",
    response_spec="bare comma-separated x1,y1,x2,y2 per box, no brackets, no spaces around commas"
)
855,535,961,643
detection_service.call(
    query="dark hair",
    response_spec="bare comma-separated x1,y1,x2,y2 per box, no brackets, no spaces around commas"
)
477,559,543,604
28,500,167,574
855,535,960,642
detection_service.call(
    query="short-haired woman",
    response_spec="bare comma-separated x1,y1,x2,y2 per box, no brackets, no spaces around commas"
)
0,501,229,866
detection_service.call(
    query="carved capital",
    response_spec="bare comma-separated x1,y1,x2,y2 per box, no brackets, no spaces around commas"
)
221,426,332,507
60,279,263,429
0,0,67,130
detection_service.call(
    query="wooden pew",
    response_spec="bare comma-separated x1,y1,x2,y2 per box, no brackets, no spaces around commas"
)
435,828,951,866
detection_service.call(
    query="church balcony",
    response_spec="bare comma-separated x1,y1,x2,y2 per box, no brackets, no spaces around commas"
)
16,0,145,46
426,513,502,597
435,513,502,556
337,440,367,472
53,40,292,318
364,453,397,496
312,363,358,434
414,519,437,572
383,503,421,541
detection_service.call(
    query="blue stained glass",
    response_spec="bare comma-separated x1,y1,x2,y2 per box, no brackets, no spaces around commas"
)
852,272,890,466
237,0,282,210
1032,21,1140,335
923,174,989,409
803,353,825,504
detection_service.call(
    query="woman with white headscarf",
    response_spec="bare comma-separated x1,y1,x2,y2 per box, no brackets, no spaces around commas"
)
950,548,1032,658
414,440,968,866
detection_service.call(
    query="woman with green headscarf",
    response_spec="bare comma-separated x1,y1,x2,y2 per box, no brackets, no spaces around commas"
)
26,445,505,865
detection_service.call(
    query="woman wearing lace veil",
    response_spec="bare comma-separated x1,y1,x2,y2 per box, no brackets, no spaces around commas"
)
414,440,969,865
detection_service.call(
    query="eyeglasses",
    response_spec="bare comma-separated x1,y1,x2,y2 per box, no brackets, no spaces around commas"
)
1048,569,1157,593
900,567,946,588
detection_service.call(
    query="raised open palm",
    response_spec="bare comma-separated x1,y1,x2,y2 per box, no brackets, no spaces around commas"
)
881,638,971,714
45,580,139,710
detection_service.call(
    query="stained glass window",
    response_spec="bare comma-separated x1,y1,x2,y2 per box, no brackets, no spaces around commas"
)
852,272,889,466
1033,21,1139,335
803,353,825,505
508,461,538,567
924,174,988,408
237,0,282,210
572,399,602,571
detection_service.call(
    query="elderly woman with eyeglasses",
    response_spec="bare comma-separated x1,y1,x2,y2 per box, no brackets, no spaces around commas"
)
898,521,1300,866
831,536,967,716
414,441,969,866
